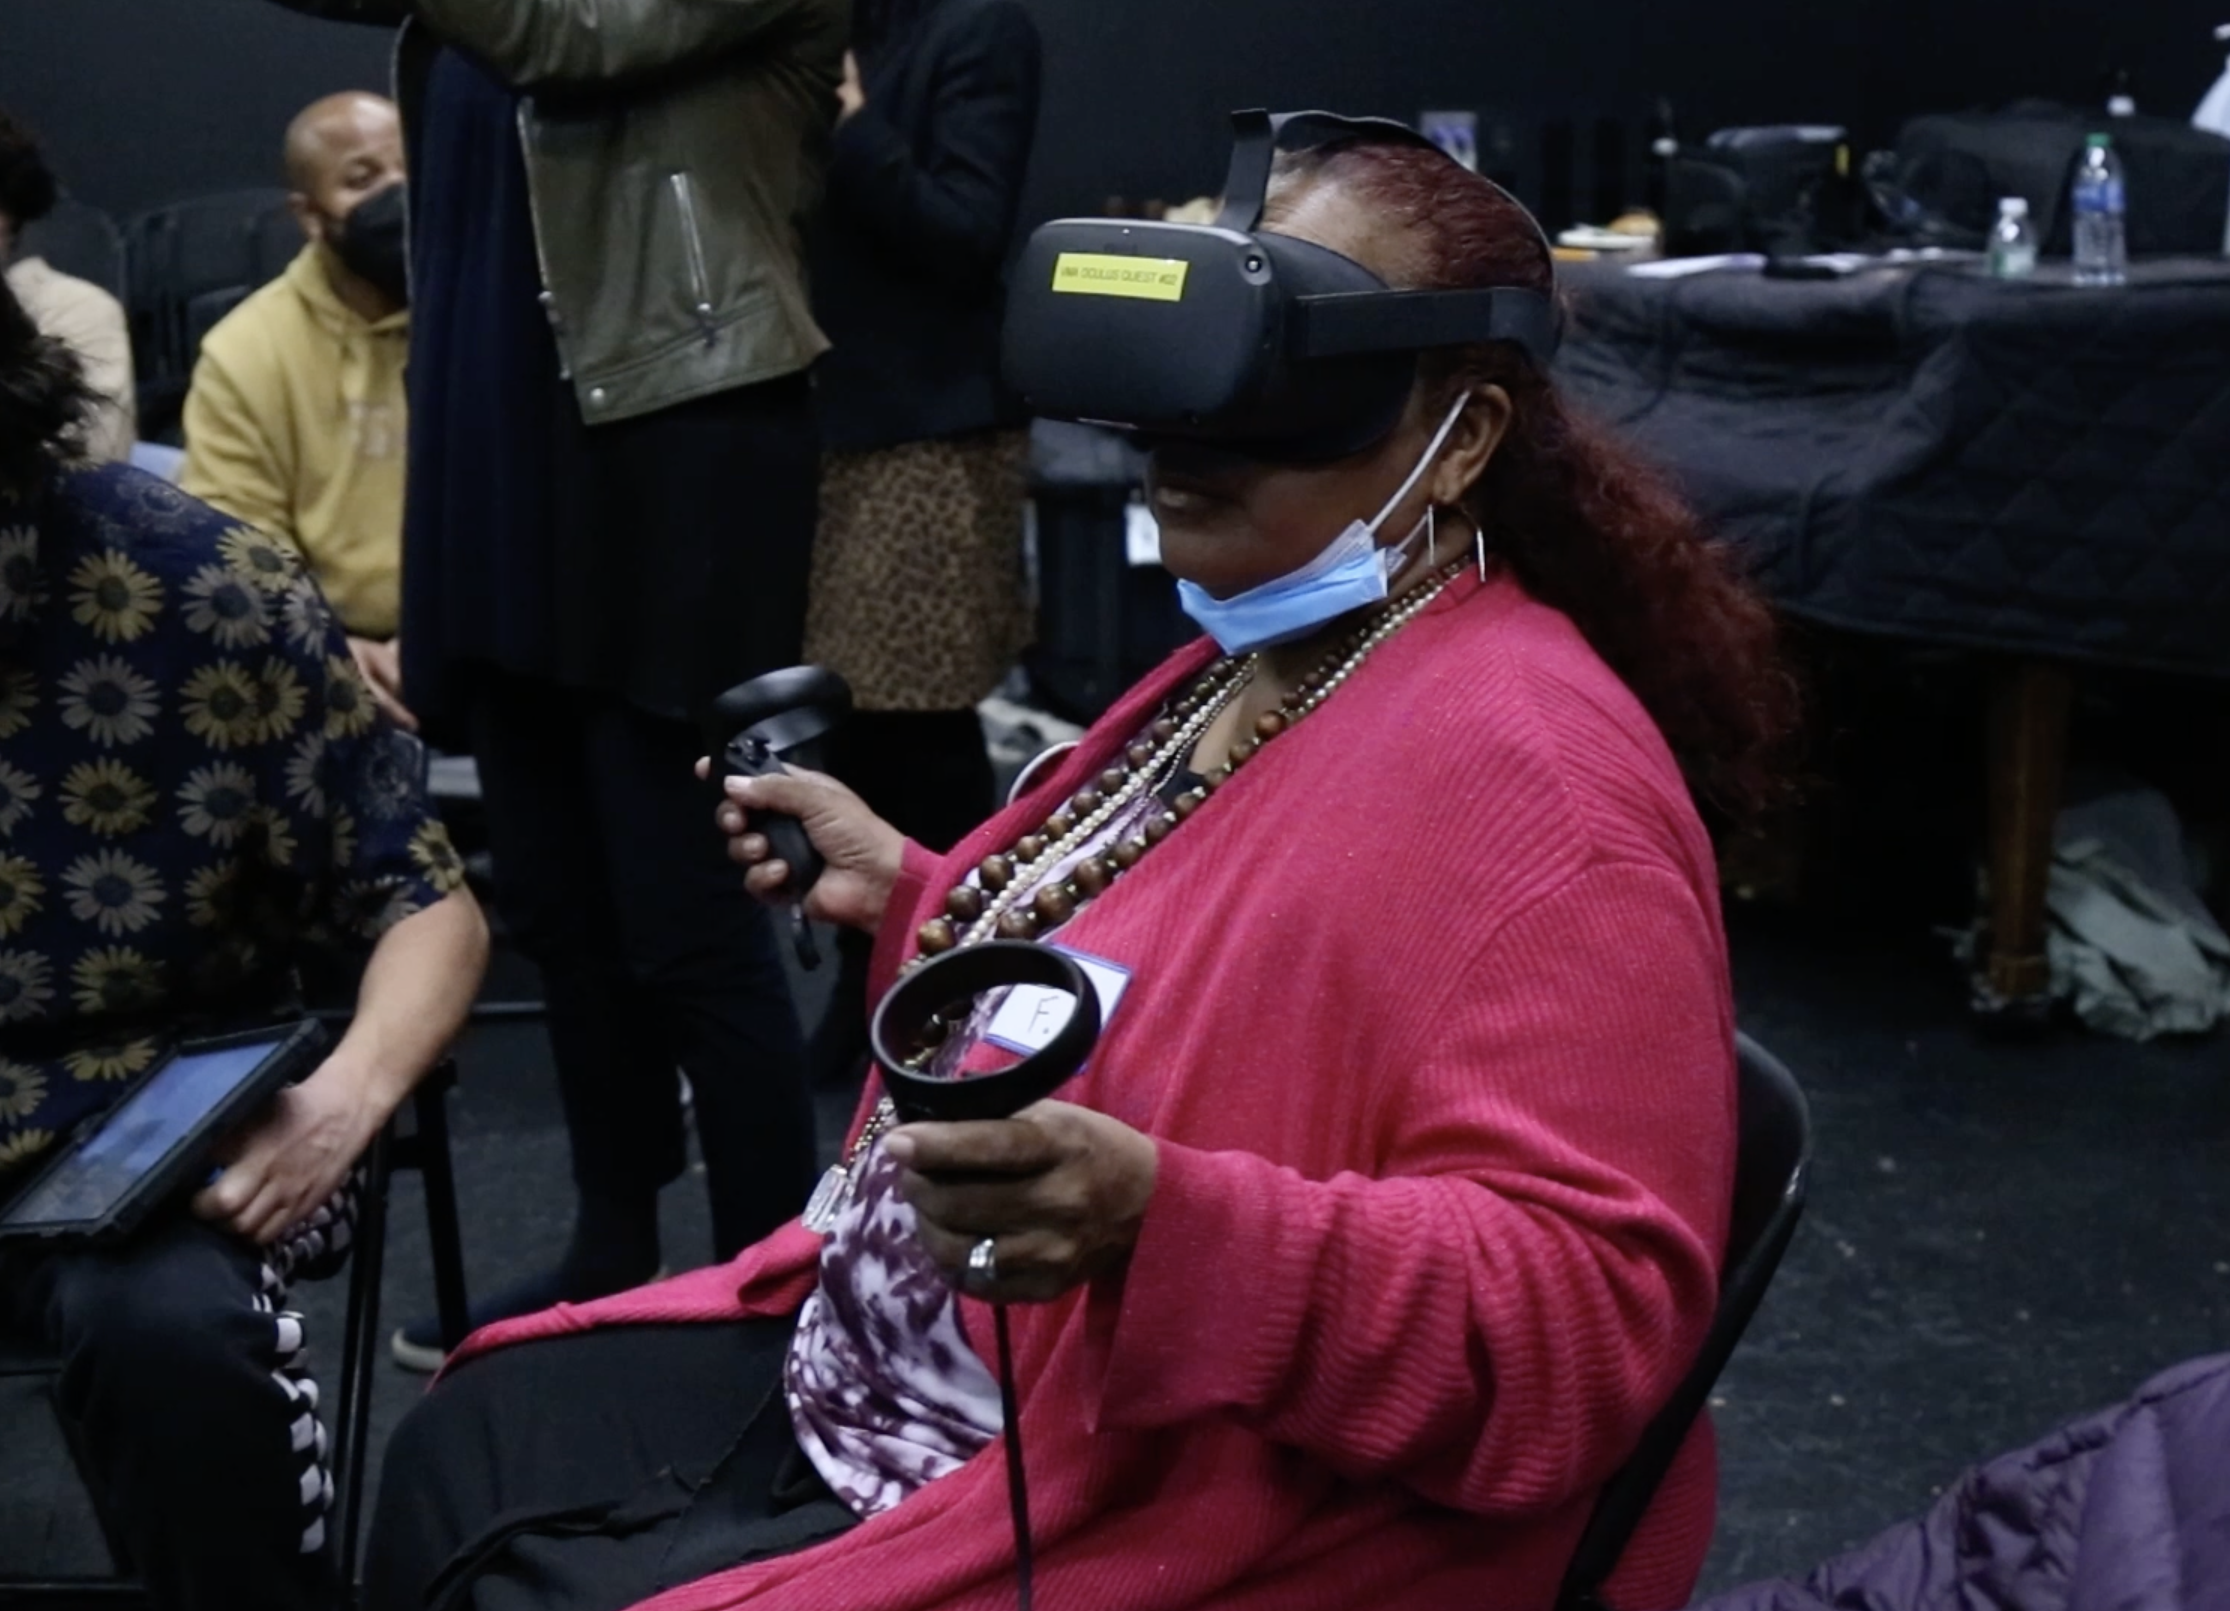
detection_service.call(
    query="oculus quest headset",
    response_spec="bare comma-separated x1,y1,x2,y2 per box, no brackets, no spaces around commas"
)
1002,108,1564,463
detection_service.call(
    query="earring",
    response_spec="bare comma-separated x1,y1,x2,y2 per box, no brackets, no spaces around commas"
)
1475,524,1488,583
1427,504,1439,567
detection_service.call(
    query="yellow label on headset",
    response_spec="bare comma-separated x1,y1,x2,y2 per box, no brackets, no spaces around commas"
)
1050,253,1190,302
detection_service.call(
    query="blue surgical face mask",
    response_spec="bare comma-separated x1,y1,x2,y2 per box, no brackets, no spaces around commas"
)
1174,392,1472,656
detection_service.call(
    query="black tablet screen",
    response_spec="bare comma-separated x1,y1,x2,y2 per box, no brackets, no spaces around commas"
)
0,1038,283,1232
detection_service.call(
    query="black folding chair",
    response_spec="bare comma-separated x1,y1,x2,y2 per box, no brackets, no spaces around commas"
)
1557,1033,1814,1611
15,198,128,303
328,1061,472,1585
0,1066,470,1610
122,188,296,440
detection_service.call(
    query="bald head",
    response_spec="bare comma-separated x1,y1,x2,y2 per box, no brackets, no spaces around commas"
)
284,92,401,208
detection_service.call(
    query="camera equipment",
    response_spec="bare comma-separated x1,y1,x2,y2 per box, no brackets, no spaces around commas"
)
707,666,853,967
1002,109,1560,464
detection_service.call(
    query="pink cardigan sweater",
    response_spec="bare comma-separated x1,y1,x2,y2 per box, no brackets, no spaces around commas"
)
453,571,1739,1611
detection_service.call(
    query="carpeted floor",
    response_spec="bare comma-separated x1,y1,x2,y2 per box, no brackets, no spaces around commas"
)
3,903,2225,1598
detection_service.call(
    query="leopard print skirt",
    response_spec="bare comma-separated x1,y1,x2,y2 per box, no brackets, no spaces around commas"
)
803,429,1033,712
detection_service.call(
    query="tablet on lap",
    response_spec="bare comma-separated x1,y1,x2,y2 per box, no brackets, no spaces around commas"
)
0,1022,329,1247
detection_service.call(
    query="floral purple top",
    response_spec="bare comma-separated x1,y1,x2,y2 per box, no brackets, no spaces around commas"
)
783,1138,1005,1516
785,777,1167,1516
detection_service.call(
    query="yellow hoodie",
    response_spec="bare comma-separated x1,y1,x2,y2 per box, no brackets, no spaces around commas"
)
180,244,407,639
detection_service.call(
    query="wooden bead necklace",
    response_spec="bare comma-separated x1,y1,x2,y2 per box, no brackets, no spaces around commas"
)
915,557,1466,959
801,560,1465,1235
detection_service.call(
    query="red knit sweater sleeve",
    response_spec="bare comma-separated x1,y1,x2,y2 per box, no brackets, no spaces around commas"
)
868,837,946,1003
1079,859,1733,1519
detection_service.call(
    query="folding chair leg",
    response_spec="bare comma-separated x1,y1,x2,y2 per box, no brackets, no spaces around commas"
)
410,1081,471,1352
331,1131,392,1599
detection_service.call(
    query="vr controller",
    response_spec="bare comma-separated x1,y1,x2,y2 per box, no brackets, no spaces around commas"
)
707,667,853,966
870,941,1102,1123
869,941,1103,1611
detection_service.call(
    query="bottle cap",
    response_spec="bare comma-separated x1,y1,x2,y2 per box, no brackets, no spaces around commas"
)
2087,132,2113,148
2107,95,2137,117
1998,197,2029,219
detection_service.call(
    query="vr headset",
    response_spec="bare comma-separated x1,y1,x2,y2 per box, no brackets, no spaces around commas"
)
1002,109,1561,463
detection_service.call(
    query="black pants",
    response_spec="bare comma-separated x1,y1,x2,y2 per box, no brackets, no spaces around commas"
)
468,674,815,1259
827,709,998,859
809,709,997,1087
0,1215,338,1611
363,1321,852,1611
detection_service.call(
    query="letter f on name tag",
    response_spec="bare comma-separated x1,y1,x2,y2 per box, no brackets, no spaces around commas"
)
985,948,1131,1057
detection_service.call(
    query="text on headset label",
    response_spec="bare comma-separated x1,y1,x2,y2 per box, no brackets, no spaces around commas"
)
1051,253,1191,302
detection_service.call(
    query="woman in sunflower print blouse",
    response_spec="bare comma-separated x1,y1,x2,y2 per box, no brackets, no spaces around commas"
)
0,277,489,1611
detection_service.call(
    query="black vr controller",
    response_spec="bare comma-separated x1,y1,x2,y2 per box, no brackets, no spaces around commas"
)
871,941,1103,1611
708,667,853,966
870,942,1102,1123
878,941,1106,1606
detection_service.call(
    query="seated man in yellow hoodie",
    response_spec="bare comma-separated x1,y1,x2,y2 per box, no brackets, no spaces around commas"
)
181,91,415,728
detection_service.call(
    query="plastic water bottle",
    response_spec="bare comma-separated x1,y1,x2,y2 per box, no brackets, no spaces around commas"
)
1988,197,2038,279
2070,134,2128,286
2210,24,2230,254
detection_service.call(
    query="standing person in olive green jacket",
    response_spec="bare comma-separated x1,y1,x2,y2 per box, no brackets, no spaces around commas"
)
182,91,416,730
267,0,846,1369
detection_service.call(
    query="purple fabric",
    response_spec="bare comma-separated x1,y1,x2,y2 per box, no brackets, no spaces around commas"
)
1693,1354,2230,1611
784,793,1157,1515
784,1138,1004,1517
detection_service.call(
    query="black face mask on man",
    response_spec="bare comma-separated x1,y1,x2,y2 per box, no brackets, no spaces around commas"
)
325,182,408,306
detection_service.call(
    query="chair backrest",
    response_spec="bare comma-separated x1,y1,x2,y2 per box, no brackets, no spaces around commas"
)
15,197,129,303
123,189,297,437
182,286,252,359
1557,1032,1814,1611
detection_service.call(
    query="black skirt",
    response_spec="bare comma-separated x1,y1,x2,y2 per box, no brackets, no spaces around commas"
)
541,370,818,728
363,1320,855,1611
401,47,819,743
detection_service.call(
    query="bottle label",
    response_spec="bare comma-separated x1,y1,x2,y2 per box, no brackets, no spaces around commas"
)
2075,181,2126,214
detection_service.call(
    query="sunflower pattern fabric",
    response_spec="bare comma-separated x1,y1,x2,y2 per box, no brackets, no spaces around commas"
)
0,463,464,1183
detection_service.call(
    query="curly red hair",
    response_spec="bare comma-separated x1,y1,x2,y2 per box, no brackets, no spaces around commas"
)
1271,139,1799,820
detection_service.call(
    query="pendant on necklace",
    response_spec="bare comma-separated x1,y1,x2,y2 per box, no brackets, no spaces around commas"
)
803,1165,850,1234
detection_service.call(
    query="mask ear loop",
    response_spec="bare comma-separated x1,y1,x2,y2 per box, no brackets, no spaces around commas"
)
1368,390,1473,538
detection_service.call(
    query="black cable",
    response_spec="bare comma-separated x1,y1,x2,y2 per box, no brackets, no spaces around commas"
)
873,942,1105,1611
994,1306,1035,1611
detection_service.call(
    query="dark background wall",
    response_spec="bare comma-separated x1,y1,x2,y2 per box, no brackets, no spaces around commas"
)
1015,0,2227,226
0,0,394,214
2,0,2221,225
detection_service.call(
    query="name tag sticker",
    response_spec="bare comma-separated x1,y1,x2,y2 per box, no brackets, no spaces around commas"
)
1051,252,1190,302
985,948,1132,1059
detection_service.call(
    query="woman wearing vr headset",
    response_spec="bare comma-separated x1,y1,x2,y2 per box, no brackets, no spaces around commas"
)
368,118,1794,1611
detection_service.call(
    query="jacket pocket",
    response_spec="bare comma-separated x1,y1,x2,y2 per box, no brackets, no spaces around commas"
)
668,170,719,349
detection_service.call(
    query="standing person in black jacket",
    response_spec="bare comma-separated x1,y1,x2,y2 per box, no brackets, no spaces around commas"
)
261,0,846,1370
800,0,1042,1084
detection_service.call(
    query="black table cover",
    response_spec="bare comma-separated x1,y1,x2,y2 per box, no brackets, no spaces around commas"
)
1557,258,2230,679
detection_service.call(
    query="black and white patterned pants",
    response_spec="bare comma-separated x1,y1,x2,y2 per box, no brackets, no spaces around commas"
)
1,1179,361,1611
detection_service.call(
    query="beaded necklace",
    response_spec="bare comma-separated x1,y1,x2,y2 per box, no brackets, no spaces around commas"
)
800,560,1465,1234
